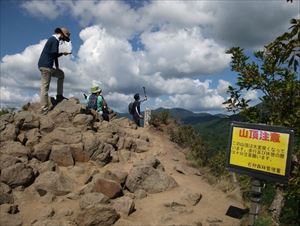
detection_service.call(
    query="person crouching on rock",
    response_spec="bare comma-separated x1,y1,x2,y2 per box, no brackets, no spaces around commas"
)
133,93,147,127
86,85,109,121
38,27,71,115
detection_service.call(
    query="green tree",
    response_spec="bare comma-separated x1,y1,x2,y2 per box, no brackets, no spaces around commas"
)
224,18,300,226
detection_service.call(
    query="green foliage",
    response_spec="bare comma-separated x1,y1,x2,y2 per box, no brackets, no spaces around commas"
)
224,18,300,225
208,151,226,176
0,109,9,116
253,216,274,226
149,110,171,128
279,195,300,226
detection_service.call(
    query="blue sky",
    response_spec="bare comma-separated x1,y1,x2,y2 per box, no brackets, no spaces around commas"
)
0,0,299,113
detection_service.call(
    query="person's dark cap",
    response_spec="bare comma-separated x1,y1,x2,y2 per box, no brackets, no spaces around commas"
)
134,93,140,100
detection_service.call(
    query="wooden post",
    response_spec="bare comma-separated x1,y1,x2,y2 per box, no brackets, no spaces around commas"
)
249,178,264,226
144,108,151,127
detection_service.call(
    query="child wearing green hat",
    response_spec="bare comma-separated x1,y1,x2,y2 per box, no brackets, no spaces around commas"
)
86,85,109,121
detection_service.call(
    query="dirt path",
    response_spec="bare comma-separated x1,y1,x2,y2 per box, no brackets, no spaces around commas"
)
14,124,244,226
112,126,244,226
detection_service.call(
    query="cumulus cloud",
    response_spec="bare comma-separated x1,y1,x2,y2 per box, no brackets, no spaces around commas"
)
153,93,226,112
140,27,230,77
217,79,231,94
4,0,297,112
244,90,258,101
21,0,65,20
204,1,299,48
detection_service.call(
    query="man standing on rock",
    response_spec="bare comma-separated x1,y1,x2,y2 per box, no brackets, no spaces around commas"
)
38,27,71,114
132,93,147,127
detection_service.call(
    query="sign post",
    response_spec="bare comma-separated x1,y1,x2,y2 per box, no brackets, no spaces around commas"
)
226,122,294,225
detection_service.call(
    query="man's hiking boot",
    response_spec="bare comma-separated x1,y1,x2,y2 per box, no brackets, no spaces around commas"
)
56,95,68,104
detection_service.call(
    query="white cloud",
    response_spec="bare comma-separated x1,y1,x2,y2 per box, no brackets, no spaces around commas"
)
21,0,64,20
0,87,39,108
204,1,299,48
153,93,226,112
217,79,231,94
4,1,297,113
244,90,258,101
140,27,230,77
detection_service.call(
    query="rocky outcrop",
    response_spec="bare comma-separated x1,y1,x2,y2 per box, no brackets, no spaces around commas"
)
0,99,189,226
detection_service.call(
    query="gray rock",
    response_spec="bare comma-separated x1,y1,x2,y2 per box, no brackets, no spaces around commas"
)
81,131,99,160
52,99,83,116
0,163,35,188
116,137,125,150
0,212,23,226
135,139,151,153
134,189,147,199
0,182,13,205
113,196,135,216
105,170,128,185
40,116,55,134
76,205,119,226
70,142,87,162
50,145,74,166
34,171,74,196
41,127,82,145
87,174,122,199
0,141,29,158
0,154,20,171
125,165,178,193
79,192,110,209
91,143,113,166
14,111,39,130
0,124,16,142
180,189,202,206
73,114,93,127
25,128,41,147
33,142,52,162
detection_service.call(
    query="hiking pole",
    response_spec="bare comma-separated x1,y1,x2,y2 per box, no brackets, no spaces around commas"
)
143,86,147,98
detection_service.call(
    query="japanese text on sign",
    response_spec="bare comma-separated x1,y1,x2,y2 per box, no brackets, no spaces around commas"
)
229,127,290,176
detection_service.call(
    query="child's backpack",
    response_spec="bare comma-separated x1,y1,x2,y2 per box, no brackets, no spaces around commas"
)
128,102,135,115
87,94,98,110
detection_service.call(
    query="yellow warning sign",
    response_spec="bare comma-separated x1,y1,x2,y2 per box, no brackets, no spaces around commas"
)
229,127,290,176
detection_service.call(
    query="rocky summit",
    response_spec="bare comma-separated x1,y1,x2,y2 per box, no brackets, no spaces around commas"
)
0,98,243,226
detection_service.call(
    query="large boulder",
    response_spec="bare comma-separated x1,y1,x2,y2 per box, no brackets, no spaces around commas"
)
41,127,82,145
70,143,86,162
0,182,13,205
49,145,74,166
24,128,41,147
80,131,100,161
33,142,52,162
39,116,55,134
86,174,122,199
113,196,135,216
14,110,39,130
49,99,83,118
79,192,110,210
75,205,119,226
0,163,35,188
0,123,17,142
0,141,29,158
125,160,178,193
73,114,93,127
34,171,75,196
0,154,21,171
